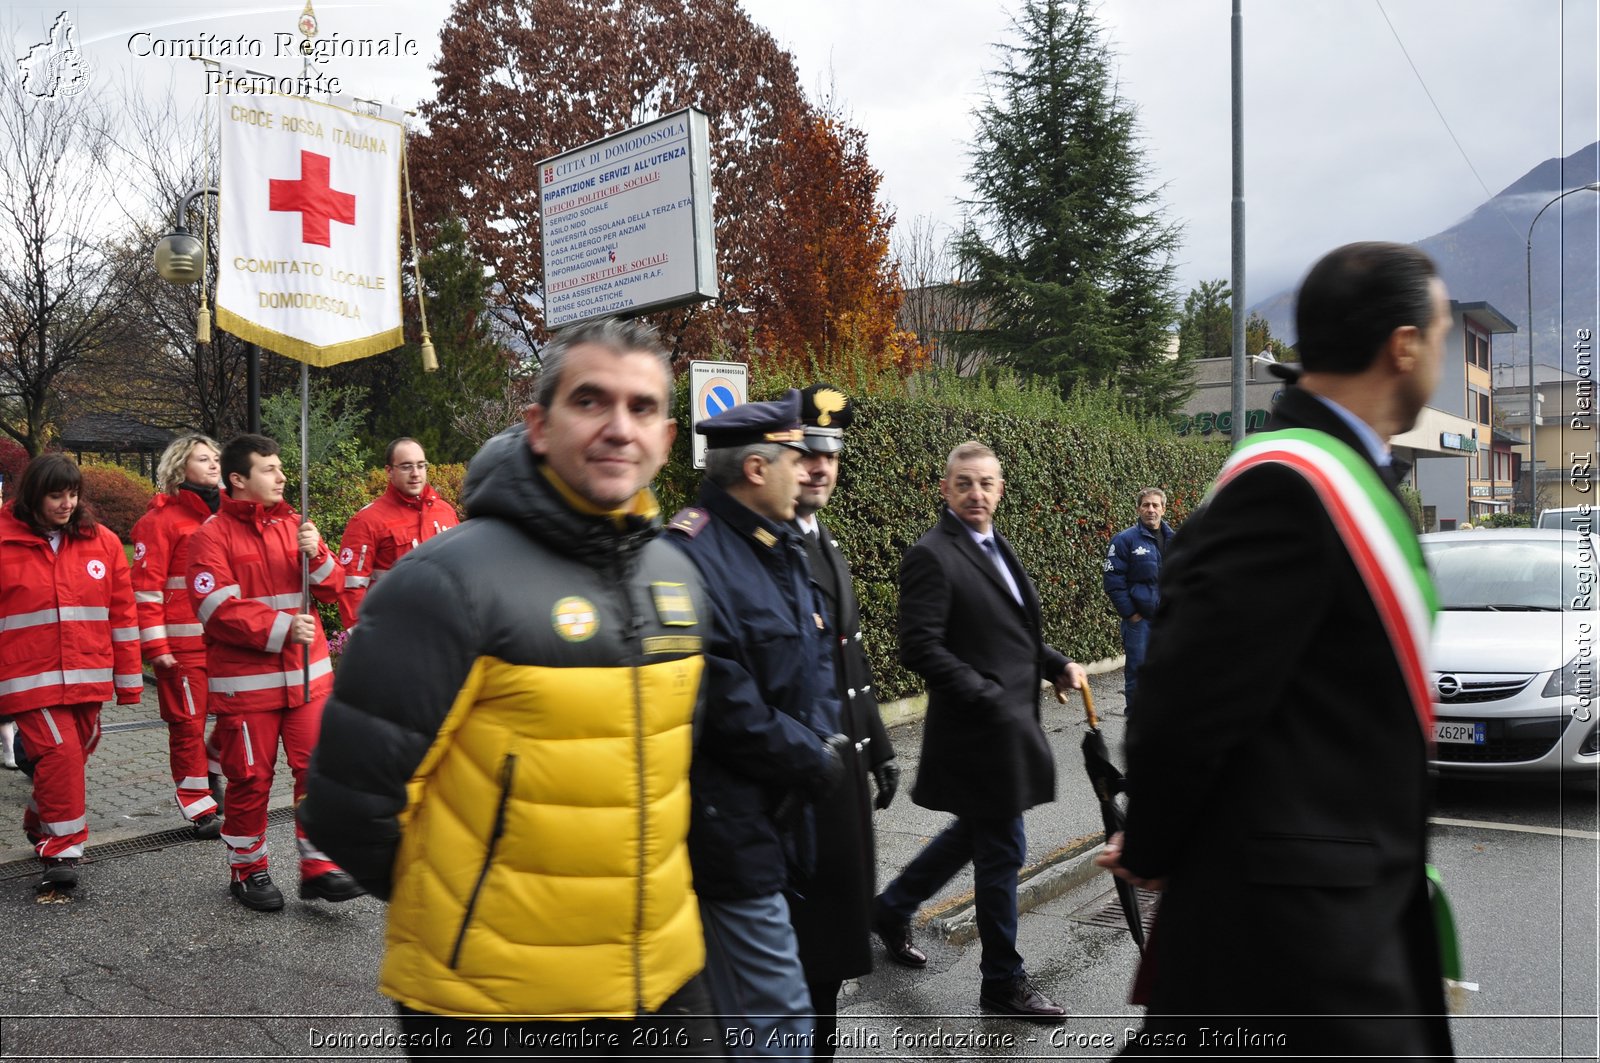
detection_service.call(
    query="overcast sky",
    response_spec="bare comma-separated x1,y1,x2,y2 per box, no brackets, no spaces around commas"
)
10,0,1599,304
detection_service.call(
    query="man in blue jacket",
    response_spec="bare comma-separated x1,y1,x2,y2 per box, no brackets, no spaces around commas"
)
665,391,847,1058
1102,488,1174,708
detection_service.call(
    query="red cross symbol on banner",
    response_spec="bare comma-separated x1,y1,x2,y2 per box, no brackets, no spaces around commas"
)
269,150,356,247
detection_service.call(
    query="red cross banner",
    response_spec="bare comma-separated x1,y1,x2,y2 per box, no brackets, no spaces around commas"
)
216,93,403,366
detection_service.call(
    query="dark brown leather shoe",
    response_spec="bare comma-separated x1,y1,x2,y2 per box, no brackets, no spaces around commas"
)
979,975,1066,1022
874,912,928,968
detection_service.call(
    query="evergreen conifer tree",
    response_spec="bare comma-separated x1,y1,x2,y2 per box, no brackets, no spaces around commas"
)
949,0,1186,413
359,217,512,462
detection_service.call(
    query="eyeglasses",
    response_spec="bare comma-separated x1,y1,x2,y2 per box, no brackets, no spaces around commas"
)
391,462,428,473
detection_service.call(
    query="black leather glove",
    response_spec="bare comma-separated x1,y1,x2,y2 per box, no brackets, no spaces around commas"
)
810,733,850,798
871,758,901,810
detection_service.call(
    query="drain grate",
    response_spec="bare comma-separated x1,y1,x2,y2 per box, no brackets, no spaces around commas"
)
0,806,295,881
1069,885,1161,938
100,718,167,735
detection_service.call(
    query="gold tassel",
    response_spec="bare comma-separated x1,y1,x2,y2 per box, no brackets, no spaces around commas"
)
401,133,438,373
196,303,212,345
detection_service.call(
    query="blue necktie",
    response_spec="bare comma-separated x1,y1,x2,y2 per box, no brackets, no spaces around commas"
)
982,538,1023,605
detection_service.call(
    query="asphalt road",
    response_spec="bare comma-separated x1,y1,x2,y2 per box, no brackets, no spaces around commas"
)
1428,776,1599,1062
0,701,1593,1061
841,774,1600,1062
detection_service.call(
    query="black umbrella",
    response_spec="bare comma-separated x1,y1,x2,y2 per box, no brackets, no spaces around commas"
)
1062,683,1146,951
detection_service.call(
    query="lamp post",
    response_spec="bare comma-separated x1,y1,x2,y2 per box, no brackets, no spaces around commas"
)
153,186,261,434
1524,181,1600,513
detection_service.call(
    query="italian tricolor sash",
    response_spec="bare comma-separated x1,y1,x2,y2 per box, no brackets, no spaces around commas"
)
1210,429,1439,735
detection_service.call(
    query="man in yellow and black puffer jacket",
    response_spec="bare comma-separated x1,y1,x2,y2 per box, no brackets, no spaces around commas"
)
302,318,715,1055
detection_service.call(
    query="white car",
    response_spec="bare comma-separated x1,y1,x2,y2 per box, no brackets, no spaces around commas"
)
1421,529,1600,778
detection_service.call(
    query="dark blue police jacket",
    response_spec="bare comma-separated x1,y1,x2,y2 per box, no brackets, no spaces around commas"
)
1102,521,1175,620
665,480,841,900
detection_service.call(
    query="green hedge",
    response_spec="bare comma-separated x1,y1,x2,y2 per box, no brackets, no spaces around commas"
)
655,376,1231,700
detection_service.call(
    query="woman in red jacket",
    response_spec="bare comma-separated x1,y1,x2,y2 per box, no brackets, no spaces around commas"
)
131,434,224,838
0,454,142,892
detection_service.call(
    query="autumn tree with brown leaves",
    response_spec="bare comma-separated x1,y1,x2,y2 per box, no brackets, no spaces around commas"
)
755,109,921,371
412,0,910,370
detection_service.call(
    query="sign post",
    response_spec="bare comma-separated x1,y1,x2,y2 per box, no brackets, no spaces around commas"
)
538,108,717,328
689,361,748,469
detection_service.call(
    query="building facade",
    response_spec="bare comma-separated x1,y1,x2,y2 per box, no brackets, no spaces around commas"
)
1493,362,1596,514
1184,350,1478,528
1410,301,1518,528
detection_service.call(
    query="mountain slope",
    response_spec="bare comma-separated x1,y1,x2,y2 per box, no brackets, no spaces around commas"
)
1252,141,1599,370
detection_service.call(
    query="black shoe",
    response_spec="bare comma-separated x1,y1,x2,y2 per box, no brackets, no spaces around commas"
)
230,870,285,911
36,857,78,892
979,975,1066,1022
873,908,928,968
299,869,366,903
191,812,222,840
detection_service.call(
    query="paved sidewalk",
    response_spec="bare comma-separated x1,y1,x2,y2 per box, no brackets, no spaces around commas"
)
0,681,298,863
872,668,1130,925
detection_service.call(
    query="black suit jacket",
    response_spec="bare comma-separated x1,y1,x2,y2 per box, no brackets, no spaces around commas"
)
790,519,893,982
1120,388,1451,1057
899,507,1070,818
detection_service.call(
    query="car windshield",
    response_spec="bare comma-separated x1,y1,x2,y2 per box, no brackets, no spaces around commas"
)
1423,538,1594,612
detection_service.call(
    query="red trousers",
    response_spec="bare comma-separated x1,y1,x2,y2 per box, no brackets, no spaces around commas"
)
153,658,219,822
212,697,337,881
16,703,101,860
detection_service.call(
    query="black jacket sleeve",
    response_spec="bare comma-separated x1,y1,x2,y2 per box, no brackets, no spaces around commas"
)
300,553,483,899
897,540,1008,707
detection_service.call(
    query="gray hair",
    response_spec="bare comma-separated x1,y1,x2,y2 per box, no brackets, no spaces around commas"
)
705,442,783,488
155,433,222,494
944,440,999,479
1137,487,1167,505
534,317,673,413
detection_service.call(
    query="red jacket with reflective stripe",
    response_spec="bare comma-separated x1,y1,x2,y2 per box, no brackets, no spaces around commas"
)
336,483,459,626
0,505,142,714
130,490,212,661
186,495,344,713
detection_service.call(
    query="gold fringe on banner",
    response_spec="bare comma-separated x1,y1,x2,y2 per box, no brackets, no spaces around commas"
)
215,306,405,368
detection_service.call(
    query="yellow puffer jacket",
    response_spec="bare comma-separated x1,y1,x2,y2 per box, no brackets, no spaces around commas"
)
381,652,703,1017
301,431,707,1019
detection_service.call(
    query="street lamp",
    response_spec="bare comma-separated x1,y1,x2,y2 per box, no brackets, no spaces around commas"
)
153,187,215,287
1524,181,1600,513
153,187,261,433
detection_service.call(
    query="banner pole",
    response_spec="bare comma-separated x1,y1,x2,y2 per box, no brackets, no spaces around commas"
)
301,360,311,699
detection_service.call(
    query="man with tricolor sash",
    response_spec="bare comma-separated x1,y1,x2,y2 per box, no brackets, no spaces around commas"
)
1101,242,1455,1059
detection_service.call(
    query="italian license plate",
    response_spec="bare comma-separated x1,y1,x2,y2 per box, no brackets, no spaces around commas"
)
1433,720,1486,745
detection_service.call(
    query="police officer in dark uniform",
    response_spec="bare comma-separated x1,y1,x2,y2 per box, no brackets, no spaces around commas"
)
665,390,847,1059
787,384,898,1061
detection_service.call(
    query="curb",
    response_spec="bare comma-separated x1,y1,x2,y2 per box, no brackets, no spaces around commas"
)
926,831,1107,945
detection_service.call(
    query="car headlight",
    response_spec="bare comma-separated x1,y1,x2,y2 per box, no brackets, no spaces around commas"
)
1541,654,1596,699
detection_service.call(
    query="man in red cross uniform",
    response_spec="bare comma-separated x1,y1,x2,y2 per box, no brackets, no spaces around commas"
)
187,433,364,912
336,437,459,628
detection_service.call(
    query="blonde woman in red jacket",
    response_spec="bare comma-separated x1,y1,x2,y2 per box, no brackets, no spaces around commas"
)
0,454,142,892
130,434,224,839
